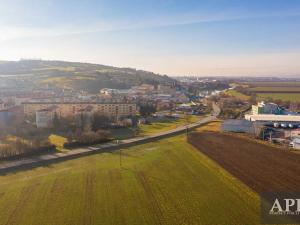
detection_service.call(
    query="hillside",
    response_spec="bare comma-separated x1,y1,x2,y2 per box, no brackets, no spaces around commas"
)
0,60,175,93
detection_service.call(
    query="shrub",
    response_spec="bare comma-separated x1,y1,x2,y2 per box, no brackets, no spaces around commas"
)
63,130,111,149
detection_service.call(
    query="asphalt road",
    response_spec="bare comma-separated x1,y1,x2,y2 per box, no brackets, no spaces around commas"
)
0,104,219,172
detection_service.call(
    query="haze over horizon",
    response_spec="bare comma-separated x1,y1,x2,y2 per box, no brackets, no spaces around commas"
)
1,0,300,77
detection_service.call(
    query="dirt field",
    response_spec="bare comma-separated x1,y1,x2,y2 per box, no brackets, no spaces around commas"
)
188,131,300,193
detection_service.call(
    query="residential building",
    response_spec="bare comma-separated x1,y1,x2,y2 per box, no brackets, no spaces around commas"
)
36,109,55,128
132,84,155,94
0,109,10,128
23,102,137,121
0,100,4,110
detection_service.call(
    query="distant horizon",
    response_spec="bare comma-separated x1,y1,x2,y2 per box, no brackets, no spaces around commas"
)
0,58,300,79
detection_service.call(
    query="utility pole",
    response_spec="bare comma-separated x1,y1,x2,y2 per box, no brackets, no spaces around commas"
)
117,139,122,168
119,148,122,168
185,112,189,139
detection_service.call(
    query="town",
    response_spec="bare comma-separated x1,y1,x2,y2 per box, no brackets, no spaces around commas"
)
0,72,226,159
2,71,300,160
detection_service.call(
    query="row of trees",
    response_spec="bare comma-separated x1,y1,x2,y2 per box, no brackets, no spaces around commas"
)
0,138,55,159
139,104,156,117
52,112,113,133
52,112,113,148
64,130,111,148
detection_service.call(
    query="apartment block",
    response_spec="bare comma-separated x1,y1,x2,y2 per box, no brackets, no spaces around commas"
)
23,102,137,120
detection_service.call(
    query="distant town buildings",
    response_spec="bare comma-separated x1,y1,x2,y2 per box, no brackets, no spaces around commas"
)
0,109,10,128
0,82,196,129
0,100,4,111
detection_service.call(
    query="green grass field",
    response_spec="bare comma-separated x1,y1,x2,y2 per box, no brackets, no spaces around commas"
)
250,86,300,92
247,82,300,87
109,127,136,140
226,89,250,101
109,116,203,140
139,115,202,136
0,134,259,225
257,93,300,102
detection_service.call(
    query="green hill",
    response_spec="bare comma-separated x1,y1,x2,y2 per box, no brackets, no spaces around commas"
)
0,60,175,93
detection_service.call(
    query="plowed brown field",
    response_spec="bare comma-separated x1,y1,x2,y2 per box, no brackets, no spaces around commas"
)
188,132,300,193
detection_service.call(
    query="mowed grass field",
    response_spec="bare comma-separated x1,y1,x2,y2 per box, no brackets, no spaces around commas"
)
0,134,259,225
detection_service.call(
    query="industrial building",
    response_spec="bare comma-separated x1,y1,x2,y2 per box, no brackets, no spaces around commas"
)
245,114,300,122
245,101,300,123
251,101,283,115
222,119,254,133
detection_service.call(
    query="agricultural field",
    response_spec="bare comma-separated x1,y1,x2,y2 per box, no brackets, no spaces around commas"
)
250,86,300,93
188,131,300,193
232,81,300,102
256,93,300,102
225,89,250,101
0,134,259,225
247,82,300,87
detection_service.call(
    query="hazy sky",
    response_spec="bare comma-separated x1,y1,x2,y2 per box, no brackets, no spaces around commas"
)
0,0,300,76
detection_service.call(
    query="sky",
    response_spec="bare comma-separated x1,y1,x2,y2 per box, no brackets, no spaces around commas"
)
0,0,300,76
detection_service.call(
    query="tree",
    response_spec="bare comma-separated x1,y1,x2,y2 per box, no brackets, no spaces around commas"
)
53,112,60,130
92,113,111,131
249,94,257,104
139,104,156,117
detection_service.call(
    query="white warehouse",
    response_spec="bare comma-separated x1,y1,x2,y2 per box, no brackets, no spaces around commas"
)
245,114,300,122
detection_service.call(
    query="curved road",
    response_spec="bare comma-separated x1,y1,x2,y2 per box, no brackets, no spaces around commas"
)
0,103,220,172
